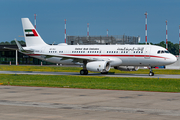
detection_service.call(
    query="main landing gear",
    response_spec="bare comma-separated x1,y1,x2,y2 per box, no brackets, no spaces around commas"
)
149,66,154,76
101,72,108,74
80,60,88,75
80,69,88,75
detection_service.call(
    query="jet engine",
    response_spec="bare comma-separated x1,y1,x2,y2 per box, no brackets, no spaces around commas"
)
86,61,111,72
114,66,139,71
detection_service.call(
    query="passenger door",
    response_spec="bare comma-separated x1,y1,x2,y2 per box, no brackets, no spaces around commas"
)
144,47,151,59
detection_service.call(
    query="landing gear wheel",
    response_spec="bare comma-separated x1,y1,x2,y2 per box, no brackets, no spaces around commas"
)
80,70,88,75
84,70,88,75
101,72,108,74
149,72,154,76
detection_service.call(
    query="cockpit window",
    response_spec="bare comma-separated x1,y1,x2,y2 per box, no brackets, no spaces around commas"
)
157,50,170,54
165,51,169,53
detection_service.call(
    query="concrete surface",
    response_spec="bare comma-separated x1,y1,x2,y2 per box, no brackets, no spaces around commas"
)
0,86,180,120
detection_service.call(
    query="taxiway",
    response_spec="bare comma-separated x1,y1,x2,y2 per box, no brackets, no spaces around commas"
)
0,86,180,120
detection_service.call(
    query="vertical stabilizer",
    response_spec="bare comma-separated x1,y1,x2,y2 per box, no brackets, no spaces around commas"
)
22,18,47,47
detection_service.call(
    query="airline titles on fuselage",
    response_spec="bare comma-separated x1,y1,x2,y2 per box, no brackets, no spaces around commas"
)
75,48,99,50
117,47,144,52
48,47,145,54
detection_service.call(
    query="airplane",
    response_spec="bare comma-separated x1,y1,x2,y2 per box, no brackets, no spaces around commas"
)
13,18,178,76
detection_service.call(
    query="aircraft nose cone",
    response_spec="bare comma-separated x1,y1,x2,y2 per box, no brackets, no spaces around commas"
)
170,55,177,64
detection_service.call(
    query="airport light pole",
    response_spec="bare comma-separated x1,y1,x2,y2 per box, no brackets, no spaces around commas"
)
64,19,67,43
179,25,180,55
145,12,148,45
34,14,37,29
166,20,168,50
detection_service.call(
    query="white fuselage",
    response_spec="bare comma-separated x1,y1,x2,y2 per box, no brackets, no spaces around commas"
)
24,44,177,67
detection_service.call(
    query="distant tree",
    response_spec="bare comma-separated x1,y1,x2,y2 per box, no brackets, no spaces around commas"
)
0,40,25,45
140,41,178,55
10,40,16,45
174,43,179,55
5,41,10,45
156,41,166,48
18,40,26,45
0,42,5,45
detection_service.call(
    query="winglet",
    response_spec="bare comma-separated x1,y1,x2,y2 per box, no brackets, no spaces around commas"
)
14,38,24,52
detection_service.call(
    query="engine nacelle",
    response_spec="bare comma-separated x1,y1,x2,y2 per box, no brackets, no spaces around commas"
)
87,61,111,72
114,66,139,71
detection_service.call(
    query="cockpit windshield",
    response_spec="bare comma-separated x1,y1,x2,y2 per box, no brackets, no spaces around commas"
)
157,50,170,54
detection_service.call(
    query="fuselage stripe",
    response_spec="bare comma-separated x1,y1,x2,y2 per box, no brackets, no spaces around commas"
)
27,54,169,59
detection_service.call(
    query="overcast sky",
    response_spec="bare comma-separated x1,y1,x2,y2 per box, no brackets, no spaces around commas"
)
1,0,180,44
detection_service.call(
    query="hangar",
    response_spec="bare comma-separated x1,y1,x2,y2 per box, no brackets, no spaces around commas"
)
0,45,53,65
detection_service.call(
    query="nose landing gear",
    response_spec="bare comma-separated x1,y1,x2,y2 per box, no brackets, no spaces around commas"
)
149,66,154,76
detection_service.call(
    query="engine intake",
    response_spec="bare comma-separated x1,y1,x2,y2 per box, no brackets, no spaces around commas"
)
87,61,110,72
114,66,139,71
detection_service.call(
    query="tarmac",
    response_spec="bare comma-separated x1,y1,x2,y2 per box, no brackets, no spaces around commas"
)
0,70,180,78
0,86,180,120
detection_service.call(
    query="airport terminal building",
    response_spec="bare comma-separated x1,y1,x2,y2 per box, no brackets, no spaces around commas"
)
67,35,140,45
0,35,140,65
0,45,53,65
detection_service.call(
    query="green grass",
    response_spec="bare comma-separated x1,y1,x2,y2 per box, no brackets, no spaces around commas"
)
0,65,180,75
0,74,180,92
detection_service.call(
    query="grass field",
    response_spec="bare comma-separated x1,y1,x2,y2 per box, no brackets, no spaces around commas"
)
0,65,180,92
0,65,180,75
0,74,180,92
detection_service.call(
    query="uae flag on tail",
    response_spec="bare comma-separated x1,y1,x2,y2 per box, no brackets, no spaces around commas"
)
25,29,38,37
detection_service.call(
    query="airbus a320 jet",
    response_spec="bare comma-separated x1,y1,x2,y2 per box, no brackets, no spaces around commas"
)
12,18,177,76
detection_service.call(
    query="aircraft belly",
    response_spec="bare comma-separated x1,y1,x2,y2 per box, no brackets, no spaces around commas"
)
31,56,76,65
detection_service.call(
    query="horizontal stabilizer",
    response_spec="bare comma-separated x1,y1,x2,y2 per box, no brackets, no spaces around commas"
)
3,47,18,51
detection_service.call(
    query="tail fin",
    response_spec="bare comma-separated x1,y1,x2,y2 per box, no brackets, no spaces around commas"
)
21,18,47,47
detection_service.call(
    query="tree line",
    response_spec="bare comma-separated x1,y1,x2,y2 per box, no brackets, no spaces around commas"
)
0,40,179,55
0,40,25,45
